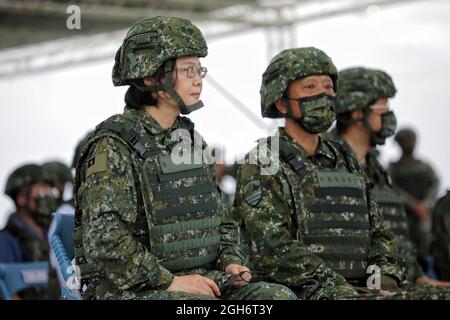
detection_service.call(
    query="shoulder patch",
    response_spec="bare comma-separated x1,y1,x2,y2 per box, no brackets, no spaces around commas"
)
85,151,107,177
243,179,262,207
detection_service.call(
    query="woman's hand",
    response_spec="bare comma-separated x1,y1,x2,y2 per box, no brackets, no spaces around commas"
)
167,274,221,297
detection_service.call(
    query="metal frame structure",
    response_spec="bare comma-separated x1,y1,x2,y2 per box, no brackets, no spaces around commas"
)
0,0,423,78
0,0,424,128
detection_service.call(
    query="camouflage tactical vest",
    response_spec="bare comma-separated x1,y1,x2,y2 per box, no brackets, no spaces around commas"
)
74,113,222,287
279,139,371,280
367,156,417,281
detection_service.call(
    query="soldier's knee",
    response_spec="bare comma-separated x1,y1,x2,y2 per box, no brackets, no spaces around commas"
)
246,282,297,300
311,285,359,300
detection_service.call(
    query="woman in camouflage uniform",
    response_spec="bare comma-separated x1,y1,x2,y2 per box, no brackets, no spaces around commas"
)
73,16,296,300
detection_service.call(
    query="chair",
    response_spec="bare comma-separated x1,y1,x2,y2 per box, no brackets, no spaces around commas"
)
0,261,49,300
48,212,81,300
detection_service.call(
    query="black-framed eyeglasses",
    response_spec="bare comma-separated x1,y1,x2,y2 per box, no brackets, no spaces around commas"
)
176,66,208,79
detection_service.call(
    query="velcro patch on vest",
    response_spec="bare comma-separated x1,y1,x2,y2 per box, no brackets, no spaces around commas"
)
317,172,361,189
372,186,403,205
85,151,107,177
243,179,262,207
159,154,203,174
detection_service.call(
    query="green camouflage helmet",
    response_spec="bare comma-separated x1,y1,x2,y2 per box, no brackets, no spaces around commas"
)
395,127,416,144
42,161,74,185
260,47,338,118
5,164,43,200
335,67,396,115
112,16,208,86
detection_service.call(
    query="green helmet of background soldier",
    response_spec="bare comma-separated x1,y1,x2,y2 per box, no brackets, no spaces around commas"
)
5,164,43,201
112,16,208,114
395,127,416,156
42,161,73,186
260,47,338,133
5,164,59,227
335,67,397,145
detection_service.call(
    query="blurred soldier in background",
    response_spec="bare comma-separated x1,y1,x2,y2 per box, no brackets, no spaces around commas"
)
212,146,237,209
331,66,450,299
0,164,60,299
389,128,440,272
73,16,296,300
42,161,74,208
233,47,404,300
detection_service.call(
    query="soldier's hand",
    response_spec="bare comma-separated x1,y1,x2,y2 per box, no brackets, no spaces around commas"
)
167,275,221,297
224,264,252,288
416,276,450,287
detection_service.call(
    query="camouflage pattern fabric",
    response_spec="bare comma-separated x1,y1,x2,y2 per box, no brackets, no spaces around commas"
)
74,106,296,300
93,279,296,300
325,130,422,282
344,284,450,300
232,128,404,300
365,151,425,282
289,93,337,133
112,16,207,86
431,191,450,281
260,47,338,118
335,67,396,114
325,132,450,299
41,161,73,186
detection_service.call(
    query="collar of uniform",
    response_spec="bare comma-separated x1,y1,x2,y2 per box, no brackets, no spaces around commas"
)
278,128,335,161
332,131,354,158
124,106,181,135
332,131,367,170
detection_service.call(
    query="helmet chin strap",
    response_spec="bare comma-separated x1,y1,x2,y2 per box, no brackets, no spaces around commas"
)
361,109,385,146
284,97,296,119
336,108,384,146
283,97,318,133
159,60,204,114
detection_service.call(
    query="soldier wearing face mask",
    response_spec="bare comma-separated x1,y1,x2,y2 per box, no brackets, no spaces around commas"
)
41,161,74,207
328,67,450,299
73,16,296,300
232,48,404,299
0,164,60,299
